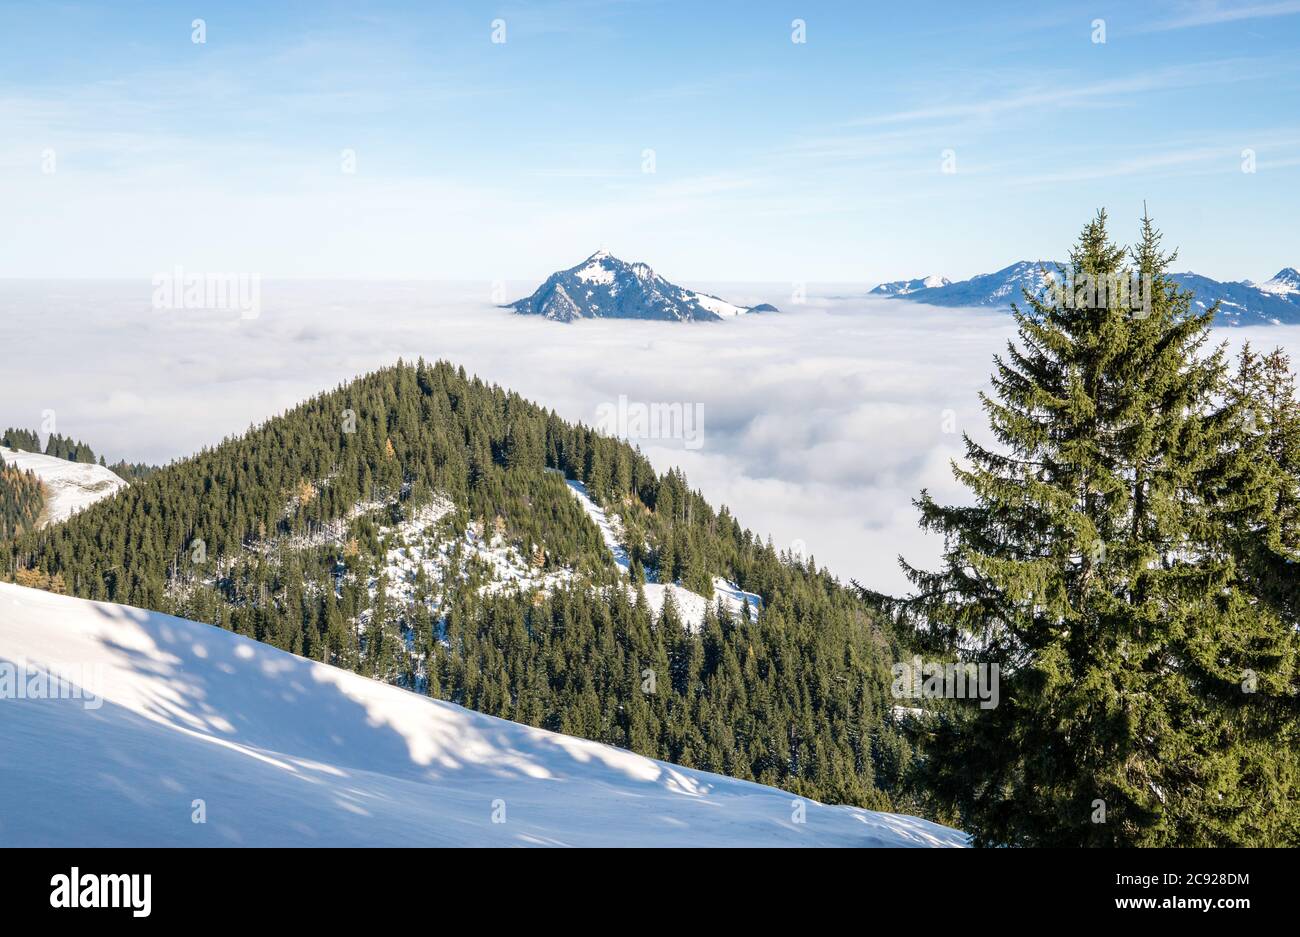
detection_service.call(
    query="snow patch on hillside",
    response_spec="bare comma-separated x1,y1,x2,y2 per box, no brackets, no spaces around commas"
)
574,259,616,285
247,496,388,557
371,497,574,614
0,582,967,847
0,447,127,525
556,471,763,631
561,475,631,570
636,577,762,629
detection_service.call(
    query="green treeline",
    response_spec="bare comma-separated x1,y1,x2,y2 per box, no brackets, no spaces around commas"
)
1,426,159,481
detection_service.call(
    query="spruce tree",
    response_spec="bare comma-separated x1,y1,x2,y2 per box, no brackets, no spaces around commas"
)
905,211,1300,846
1227,344,1300,624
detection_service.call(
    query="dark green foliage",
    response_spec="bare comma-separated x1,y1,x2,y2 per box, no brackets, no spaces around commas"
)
1,428,40,452
106,460,161,482
1226,343,1300,625
905,212,1300,846
43,432,97,463
0,464,44,540
434,582,903,807
9,359,920,811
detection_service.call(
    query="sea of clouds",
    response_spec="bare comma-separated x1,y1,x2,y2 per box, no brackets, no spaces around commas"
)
3,280,1296,595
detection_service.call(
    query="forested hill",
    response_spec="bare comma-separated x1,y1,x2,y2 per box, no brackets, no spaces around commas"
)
7,359,929,812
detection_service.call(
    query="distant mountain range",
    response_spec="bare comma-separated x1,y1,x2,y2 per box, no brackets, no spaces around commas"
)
872,263,1300,326
508,251,778,322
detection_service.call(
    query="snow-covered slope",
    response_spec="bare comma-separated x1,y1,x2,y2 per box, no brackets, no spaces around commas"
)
508,251,777,322
0,583,965,847
0,447,127,524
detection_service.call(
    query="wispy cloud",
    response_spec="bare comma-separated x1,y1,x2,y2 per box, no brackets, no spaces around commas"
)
842,60,1273,128
1144,0,1300,31
0,1,1296,280
1005,129,1300,186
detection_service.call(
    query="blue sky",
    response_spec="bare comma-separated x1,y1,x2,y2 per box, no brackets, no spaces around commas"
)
1,0,1298,281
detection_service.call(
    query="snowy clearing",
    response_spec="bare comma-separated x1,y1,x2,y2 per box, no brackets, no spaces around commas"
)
0,447,127,525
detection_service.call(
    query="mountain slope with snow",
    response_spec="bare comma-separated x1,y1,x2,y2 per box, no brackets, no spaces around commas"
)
508,251,777,322
559,472,763,630
0,447,126,525
0,582,965,847
1166,271,1300,325
869,275,952,296
875,261,1063,309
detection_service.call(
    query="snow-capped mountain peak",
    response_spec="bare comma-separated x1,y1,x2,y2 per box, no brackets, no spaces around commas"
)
508,253,776,322
573,253,618,285
1258,267,1300,296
